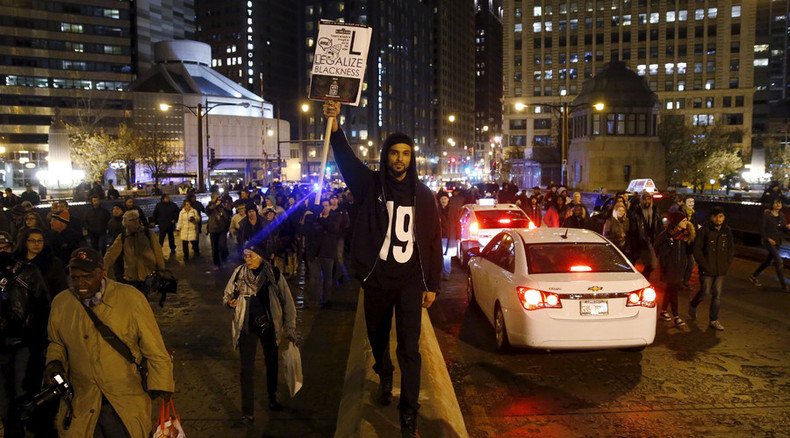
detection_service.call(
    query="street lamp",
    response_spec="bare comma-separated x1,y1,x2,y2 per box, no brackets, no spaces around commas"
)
517,101,605,186
159,100,250,192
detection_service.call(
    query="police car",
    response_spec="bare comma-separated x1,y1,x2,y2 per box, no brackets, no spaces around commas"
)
466,228,656,352
457,199,535,266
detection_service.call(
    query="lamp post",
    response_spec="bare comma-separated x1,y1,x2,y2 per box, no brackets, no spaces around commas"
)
517,101,605,187
159,100,249,192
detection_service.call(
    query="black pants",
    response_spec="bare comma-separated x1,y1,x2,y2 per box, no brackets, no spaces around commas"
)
662,281,681,316
182,240,199,261
752,242,785,285
159,226,176,250
363,285,422,413
238,328,278,417
210,232,224,266
93,397,130,438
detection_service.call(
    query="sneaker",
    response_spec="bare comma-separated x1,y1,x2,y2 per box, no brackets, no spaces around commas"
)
687,305,697,321
748,275,762,287
399,410,419,438
377,375,393,406
660,311,672,321
674,316,686,327
709,320,725,331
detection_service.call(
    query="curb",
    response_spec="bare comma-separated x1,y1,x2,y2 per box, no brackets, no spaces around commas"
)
335,290,468,437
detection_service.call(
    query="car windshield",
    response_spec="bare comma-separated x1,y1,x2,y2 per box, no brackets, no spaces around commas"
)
524,243,632,274
476,209,532,229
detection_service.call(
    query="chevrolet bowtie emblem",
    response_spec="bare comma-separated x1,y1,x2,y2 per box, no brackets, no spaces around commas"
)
588,286,603,291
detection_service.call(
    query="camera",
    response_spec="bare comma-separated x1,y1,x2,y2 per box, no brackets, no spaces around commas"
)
20,372,73,421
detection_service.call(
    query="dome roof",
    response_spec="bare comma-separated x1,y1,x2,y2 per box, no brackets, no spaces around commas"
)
572,61,658,109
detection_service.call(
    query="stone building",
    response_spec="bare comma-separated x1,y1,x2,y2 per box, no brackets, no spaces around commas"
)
567,61,662,191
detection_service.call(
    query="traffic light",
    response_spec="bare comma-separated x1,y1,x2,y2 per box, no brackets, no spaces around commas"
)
208,147,216,167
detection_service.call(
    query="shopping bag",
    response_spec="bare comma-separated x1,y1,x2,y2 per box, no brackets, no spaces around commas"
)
152,399,186,438
281,341,303,397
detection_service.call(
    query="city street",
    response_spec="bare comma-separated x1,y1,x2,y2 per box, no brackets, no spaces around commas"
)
429,256,790,437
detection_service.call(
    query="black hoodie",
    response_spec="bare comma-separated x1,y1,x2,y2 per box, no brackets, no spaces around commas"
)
329,129,442,292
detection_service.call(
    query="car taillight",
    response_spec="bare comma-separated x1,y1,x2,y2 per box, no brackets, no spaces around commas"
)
570,265,592,272
469,221,479,234
516,287,562,311
626,286,657,308
498,218,512,224
652,193,663,199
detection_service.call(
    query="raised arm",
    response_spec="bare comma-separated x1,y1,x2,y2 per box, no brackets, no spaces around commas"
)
322,101,373,197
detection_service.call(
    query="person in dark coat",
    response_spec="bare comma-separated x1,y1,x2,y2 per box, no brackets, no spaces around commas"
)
438,192,451,280
748,198,790,291
303,198,340,308
239,204,264,247
690,206,734,331
123,196,148,228
522,196,542,228
759,181,789,207
19,182,41,206
207,192,231,269
629,191,662,281
106,181,120,200
0,247,51,436
655,211,693,327
152,194,180,255
325,101,442,437
84,195,111,254
562,205,588,229
48,210,85,262
14,227,68,299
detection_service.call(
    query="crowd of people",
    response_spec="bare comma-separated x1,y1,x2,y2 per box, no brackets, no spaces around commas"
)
0,157,787,436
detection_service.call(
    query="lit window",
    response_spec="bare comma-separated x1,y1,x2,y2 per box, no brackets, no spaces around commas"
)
666,11,675,22
307,38,314,48
754,58,769,66
665,63,674,74
678,82,685,91
754,44,769,52
678,62,687,74
623,15,631,25
649,64,658,75
534,6,542,16
533,23,542,32
705,80,715,90
637,64,646,76
515,23,522,32
544,21,552,32
708,8,717,18
732,5,741,18
666,101,674,110
679,10,687,21
650,12,659,23
695,9,704,20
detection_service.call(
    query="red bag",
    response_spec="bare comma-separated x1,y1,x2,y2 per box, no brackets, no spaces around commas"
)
152,399,186,438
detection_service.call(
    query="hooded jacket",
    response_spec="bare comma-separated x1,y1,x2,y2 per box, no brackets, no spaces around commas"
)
329,129,442,292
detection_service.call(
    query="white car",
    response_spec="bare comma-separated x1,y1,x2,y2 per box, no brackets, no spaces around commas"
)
457,200,535,265
467,228,656,352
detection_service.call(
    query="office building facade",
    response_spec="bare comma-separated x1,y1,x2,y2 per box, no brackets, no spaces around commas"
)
0,0,194,188
753,0,789,146
503,0,755,187
475,0,505,178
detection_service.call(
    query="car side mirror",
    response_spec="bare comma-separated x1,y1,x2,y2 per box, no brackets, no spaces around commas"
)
467,247,481,257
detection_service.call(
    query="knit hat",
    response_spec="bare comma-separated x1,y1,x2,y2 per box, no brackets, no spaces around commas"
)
243,241,271,260
666,211,687,230
69,247,103,272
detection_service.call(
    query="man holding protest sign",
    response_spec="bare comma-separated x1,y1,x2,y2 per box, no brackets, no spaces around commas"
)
323,100,442,437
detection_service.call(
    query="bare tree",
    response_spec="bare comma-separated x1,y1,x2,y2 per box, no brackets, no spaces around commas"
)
137,127,184,184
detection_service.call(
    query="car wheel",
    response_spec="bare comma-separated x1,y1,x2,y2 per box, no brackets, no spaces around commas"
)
466,273,477,307
494,304,510,353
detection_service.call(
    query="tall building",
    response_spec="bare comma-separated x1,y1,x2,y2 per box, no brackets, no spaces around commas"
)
753,0,789,143
133,0,196,72
434,0,476,177
299,1,434,176
503,0,755,186
475,0,504,178
194,0,300,137
0,0,194,188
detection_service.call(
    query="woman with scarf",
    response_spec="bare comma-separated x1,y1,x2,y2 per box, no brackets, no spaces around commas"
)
222,242,297,426
655,211,693,327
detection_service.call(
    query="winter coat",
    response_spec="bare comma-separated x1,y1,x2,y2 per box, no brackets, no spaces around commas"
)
693,221,735,276
329,129,442,292
152,201,180,231
562,214,587,229
603,215,630,253
22,249,68,300
222,263,296,349
305,210,341,259
206,199,231,233
176,209,200,242
46,280,175,437
107,216,124,242
103,229,165,282
760,209,786,245
523,204,543,228
629,206,662,252
239,216,264,246
0,256,50,351
655,230,690,283
543,205,561,228
84,206,111,235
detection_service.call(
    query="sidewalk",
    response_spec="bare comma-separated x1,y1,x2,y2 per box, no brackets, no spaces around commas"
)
151,238,358,437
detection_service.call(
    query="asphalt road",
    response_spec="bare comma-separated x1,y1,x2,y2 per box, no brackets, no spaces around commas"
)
428,257,790,437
